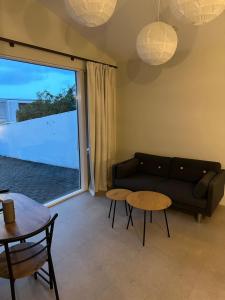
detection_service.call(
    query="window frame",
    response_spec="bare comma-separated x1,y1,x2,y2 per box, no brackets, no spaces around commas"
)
0,54,88,206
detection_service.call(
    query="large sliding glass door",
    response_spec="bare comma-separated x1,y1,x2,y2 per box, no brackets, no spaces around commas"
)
0,57,87,204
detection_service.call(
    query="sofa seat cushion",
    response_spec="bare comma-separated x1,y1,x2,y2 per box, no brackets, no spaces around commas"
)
114,173,166,191
155,179,207,209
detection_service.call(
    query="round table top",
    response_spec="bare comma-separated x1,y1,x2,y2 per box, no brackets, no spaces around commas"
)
126,191,172,211
0,193,50,243
106,189,132,201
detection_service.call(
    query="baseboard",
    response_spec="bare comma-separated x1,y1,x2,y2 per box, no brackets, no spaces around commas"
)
45,189,87,207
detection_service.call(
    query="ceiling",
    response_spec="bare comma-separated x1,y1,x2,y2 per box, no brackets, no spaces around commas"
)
41,0,225,63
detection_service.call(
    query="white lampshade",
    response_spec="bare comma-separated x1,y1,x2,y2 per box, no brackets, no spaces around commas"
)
65,0,117,27
136,22,178,66
170,0,225,25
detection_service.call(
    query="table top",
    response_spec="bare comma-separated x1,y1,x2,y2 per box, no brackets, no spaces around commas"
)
106,189,132,201
0,193,50,242
126,191,172,211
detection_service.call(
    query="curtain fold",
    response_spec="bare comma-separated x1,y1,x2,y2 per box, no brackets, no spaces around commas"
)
87,62,116,195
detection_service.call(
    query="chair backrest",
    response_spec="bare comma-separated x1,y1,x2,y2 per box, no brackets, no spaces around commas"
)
2,213,58,277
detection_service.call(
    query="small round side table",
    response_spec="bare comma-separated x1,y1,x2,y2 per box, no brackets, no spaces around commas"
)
106,189,133,228
126,191,172,246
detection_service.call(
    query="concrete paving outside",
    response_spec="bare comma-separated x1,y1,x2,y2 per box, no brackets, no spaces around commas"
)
0,156,80,204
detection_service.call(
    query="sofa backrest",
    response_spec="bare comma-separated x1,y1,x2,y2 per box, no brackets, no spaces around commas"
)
134,153,221,182
169,157,221,183
135,153,171,177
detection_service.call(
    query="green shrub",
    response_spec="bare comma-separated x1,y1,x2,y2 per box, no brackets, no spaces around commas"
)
17,86,77,122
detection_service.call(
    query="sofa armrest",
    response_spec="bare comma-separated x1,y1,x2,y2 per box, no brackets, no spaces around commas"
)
112,164,117,188
207,170,225,216
193,171,216,199
112,158,138,186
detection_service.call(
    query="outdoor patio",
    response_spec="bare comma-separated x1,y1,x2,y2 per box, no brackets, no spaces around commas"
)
0,155,80,203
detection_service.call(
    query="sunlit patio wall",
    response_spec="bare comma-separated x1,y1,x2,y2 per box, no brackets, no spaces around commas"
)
0,111,79,169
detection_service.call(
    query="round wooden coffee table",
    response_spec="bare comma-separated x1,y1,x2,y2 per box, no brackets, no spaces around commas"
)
0,193,50,243
106,189,133,228
126,191,172,246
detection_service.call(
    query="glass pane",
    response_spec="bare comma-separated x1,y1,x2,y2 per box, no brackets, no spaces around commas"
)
0,58,81,204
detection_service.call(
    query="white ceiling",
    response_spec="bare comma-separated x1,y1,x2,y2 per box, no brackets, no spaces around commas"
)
41,0,225,63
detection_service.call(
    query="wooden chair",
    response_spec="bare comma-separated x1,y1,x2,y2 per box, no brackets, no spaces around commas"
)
0,214,59,300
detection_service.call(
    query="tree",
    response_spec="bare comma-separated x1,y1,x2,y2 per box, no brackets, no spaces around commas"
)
16,86,77,122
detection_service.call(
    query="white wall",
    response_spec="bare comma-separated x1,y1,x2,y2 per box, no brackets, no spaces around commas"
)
0,111,79,169
117,17,225,205
0,0,115,68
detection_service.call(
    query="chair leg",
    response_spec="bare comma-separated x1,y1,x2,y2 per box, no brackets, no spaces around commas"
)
48,255,59,300
9,278,16,300
108,200,113,218
33,272,37,280
48,260,53,289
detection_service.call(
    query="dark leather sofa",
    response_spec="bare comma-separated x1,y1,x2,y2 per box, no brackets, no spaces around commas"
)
112,153,225,219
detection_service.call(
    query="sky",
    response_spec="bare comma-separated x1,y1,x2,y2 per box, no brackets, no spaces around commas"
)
0,58,76,100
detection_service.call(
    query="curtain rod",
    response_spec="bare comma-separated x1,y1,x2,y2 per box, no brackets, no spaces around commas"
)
0,36,118,69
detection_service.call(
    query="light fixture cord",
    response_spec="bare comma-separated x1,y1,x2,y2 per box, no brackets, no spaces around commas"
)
158,0,161,22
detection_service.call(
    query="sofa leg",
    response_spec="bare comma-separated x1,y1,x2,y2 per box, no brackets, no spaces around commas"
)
196,213,203,223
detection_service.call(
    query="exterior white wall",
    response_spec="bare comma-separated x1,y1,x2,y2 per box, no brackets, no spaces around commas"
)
0,101,7,124
0,99,33,124
0,111,79,169
6,101,19,123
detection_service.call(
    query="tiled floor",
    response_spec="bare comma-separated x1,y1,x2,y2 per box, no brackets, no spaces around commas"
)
0,156,80,203
1,192,225,300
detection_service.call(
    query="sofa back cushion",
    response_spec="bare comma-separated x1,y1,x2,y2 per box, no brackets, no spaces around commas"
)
169,157,221,183
135,153,171,177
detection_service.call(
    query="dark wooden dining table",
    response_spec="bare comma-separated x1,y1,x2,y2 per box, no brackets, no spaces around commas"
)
0,193,51,243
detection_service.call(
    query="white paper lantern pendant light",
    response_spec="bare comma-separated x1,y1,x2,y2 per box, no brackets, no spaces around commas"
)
65,0,117,27
170,0,225,26
136,1,178,66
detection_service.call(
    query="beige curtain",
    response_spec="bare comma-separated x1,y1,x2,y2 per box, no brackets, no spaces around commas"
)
87,62,116,195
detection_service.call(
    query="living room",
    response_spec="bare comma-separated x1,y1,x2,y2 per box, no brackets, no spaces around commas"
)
0,0,225,299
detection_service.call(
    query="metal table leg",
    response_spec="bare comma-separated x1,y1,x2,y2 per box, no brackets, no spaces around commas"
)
108,200,113,218
126,206,134,229
150,211,153,223
128,204,134,226
112,201,117,228
124,201,128,216
143,210,147,246
164,209,170,238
